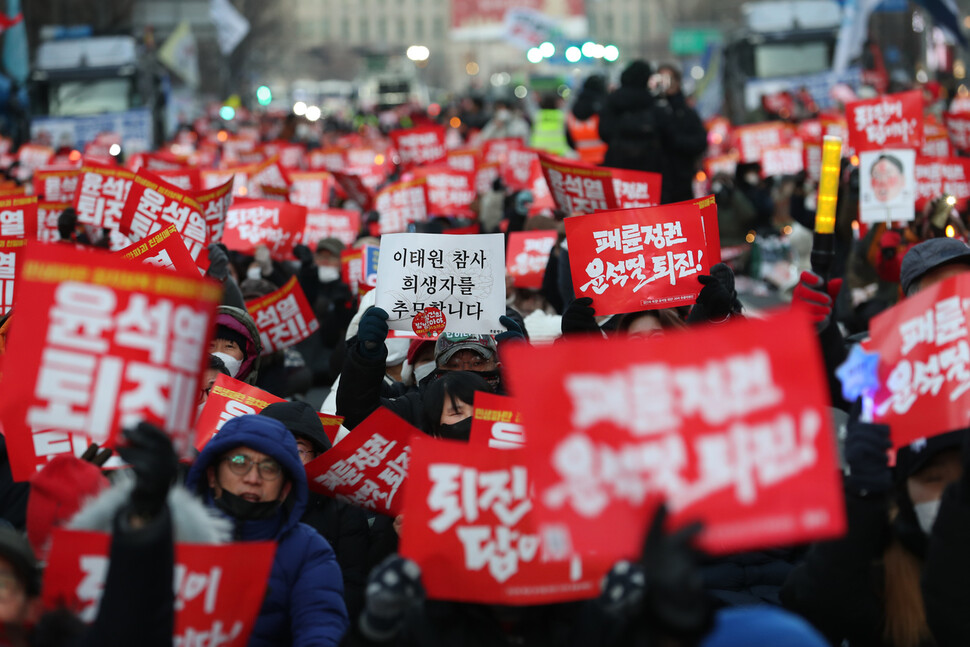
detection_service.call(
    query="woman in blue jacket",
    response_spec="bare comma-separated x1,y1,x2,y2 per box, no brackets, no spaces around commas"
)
186,415,349,646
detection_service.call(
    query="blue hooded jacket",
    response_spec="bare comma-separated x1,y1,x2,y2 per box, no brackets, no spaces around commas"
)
186,415,349,646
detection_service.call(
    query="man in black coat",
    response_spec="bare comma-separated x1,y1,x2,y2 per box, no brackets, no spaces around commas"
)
654,63,708,204
598,60,664,175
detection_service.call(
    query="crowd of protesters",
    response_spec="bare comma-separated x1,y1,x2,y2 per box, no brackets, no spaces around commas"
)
0,57,965,647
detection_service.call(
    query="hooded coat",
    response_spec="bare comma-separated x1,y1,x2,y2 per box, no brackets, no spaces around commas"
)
215,306,263,386
186,416,349,647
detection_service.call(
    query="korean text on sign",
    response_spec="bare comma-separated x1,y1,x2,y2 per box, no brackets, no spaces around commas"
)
375,179,427,235
44,528,275,647
0,243,222,481
565,199,716,314
194,374,285,450
71,162,135,230
538,154,617,214
871,274,970,447
502,309,846,559
506,231,557,290
470,392,526,450
115,223,200,276
399,435,606,605
0,237,24,314
222,200,307,260
306,407,415,516
120,171,209,263
390,126,448,170
245,276,319,354
846,90,924,152
374,233,507,335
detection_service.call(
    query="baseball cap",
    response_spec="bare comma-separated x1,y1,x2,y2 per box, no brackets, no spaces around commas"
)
316,237,345,256
900,238,970,295
435,333,498,367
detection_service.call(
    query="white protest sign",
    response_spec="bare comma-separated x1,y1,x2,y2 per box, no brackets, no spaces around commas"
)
374,233,506,336
859,148,917,224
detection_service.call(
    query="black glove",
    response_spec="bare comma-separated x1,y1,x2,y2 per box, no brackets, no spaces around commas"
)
561,297,600,335
496,315,526,344
360,554,424,641
641,504,712,639
293,243,314,266
687,263,740,323
843,399,892,497
358,307,389,361
599,560,645,618
206,243,230,282
117,422,178,521
80,443,113,468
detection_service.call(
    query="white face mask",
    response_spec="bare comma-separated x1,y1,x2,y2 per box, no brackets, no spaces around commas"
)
246,266,263,281
745,172,760,186
914,499,941,534
495,109,510,122
414,362,436,385
211,352,242,379
318,266,341,283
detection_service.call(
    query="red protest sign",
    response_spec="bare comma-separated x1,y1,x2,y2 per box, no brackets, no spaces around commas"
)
922,118,952,158
502,309,845,558
446,148,480,174
391,125,448,171
399,435,604,605
304,208,361,248
870,274,970,447
0,237,25,314
375,178,427,234
33,167,80,202
194,373,284,450
914,157,970,211
154,166,202,192
247,157,290,199
846,90,924,153
195,178,234,245
608,168,662,209
305,407,415,515
945,112,970,154
0,195,38,239
760,145,805,177
115,224,200,276
37,201,69,243
120,170,209,266
44,528,274,646
565,200,714,314
332,171,375,211
502,148,541,191
222,200,307,260
506,230,557,289
262,141,306,170
17,144,54,176
245,276,319,354
309,147,346,172
733,122,794,163
288,171,334,209
414,167,476,217
539,153,617,214
318,413,344,446
470,392,525,450
482,138,524,165
71,162,135,230
0,244,222,480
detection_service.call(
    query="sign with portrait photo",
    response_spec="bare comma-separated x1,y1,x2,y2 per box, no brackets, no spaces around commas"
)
858,149,916,224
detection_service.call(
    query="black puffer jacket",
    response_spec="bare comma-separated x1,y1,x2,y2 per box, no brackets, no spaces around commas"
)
599,62,664,174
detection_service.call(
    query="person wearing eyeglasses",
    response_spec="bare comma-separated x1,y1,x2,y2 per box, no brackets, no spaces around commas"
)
186,415,349,647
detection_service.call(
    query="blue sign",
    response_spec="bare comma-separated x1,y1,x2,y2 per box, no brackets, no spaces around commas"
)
30,108,153,153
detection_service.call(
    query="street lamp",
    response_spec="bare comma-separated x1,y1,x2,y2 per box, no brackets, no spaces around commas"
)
407,45,430,62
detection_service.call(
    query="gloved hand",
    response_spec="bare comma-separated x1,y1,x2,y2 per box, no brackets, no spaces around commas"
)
791,270,842,331
360,554,424,641
599,560,645,618
687,262,740,323
206,243,229,282
561,297,600,335
496,314,526,344
117,422,178,521
80,443,113,468
358,307,389,360
641,504,712,639
843,399,892,497
254,245,273,275
292,243,314,266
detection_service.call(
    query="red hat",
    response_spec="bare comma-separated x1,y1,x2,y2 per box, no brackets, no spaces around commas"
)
407,339,435,366
27,456,109,561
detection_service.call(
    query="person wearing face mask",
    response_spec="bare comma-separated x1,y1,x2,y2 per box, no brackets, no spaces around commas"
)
781,400,968,647
209,306,262,386
258,401,370,624
335,306,525,432
478,99,531,144
292,238,356,387
421,371,492,441
186,415,349,646
400,340,436,388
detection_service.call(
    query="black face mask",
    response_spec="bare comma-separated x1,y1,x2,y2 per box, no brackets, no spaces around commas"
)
437,417,473,441
214,489,282,521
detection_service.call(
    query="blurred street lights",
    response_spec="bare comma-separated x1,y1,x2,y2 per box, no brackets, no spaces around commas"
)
406,45,430,62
